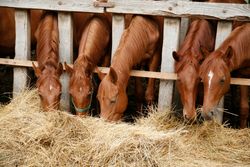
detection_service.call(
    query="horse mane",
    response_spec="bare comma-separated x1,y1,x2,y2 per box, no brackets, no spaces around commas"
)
111,15,160,85
200,23,250,78
175,19,216,72
35,11,59,70
77,15,111,65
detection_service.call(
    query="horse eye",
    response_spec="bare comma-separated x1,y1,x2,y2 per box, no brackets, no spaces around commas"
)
110,98,116,104
220,78,225,84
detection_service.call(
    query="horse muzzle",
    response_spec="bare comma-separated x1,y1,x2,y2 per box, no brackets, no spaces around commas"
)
201,107,219,121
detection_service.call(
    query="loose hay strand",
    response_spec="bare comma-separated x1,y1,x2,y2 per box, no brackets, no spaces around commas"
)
0,89,250,167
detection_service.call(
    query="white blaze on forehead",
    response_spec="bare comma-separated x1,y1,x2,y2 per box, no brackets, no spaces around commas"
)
208,70,214,89
79,87,82,92
49,85,53,91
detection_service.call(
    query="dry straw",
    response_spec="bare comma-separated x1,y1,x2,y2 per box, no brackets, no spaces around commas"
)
0,89,250,167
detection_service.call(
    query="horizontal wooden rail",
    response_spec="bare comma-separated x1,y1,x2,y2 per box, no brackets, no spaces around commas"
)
0,0,104,13
1,58,250,86
107,0,250,21
0,0,249,21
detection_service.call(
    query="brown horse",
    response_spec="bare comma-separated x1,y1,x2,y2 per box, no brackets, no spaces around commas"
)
0,8,43,57
32,12,63,111
97,15,162,122
172,18,217,120
172,0,246,121
64,13,112,116
0,7,15,57
199,23,250,128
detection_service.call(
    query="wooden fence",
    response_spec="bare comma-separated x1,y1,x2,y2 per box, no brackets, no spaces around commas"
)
0,0,250,116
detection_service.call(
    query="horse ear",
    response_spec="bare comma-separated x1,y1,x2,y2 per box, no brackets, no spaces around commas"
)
109,67,118,84
95,66,105,80
223,46,234,62
57,63,63,76
172,51,180,62
32,62,41,77
64,62,73,76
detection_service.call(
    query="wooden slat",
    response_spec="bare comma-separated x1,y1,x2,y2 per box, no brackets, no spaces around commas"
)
107,0,250,21
58,12,73,111
214,21,233,124
111,14,125,57
158,18,181,110
13,9,30,97
1,58,250,86
0,0,104,13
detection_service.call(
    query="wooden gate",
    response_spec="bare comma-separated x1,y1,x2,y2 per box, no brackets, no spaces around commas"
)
0,0,249,120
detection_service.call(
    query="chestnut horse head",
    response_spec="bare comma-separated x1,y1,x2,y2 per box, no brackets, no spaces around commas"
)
97,15,161,122
172,19,216,120
65,58,95,116
65,14,111,116
32,12,63,111
199,23,250,120
97,67,128,121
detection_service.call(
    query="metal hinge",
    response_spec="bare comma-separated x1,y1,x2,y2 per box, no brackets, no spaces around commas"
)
93,1,115,8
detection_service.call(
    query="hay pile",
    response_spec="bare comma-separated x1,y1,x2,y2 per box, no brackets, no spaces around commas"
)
0,89,250,167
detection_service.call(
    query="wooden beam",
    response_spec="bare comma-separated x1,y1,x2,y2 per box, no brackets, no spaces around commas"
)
1,58,250,86
13,9,30,97
58,12,73,111
158,17,181,110
214,21,233,124
107,0,250,21
0,0,104,13
111,14,125,57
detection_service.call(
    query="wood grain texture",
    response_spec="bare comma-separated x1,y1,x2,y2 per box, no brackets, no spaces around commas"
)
158,17,180,110
107,0,250,21
13,10,30,96
58,12,73,110
0,0,104,13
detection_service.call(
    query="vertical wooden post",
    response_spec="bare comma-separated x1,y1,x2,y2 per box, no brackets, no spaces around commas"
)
58,12,73,111
214,21,232,123
13,9,30,97
111,14,125,58
158,18,181,110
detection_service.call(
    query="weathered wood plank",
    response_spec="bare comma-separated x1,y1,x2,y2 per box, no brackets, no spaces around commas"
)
158,18,180,110
107,0,250,21
13,9,30,96
214,21,233,124
1,58,250,86
0,0,104,13
58,12,73,111
111,14,125,57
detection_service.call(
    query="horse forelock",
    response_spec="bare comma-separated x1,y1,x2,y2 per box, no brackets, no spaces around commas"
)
199,51,225,78
175,52,200,73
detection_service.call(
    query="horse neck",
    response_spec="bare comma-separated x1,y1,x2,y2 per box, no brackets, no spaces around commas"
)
77,16,110,65
111,16,159,86
179,19,216,60
218,23,250,70
36,13,59,69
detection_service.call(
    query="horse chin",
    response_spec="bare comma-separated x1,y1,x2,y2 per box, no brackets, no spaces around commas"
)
76,112,88,117
100,112,123,122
